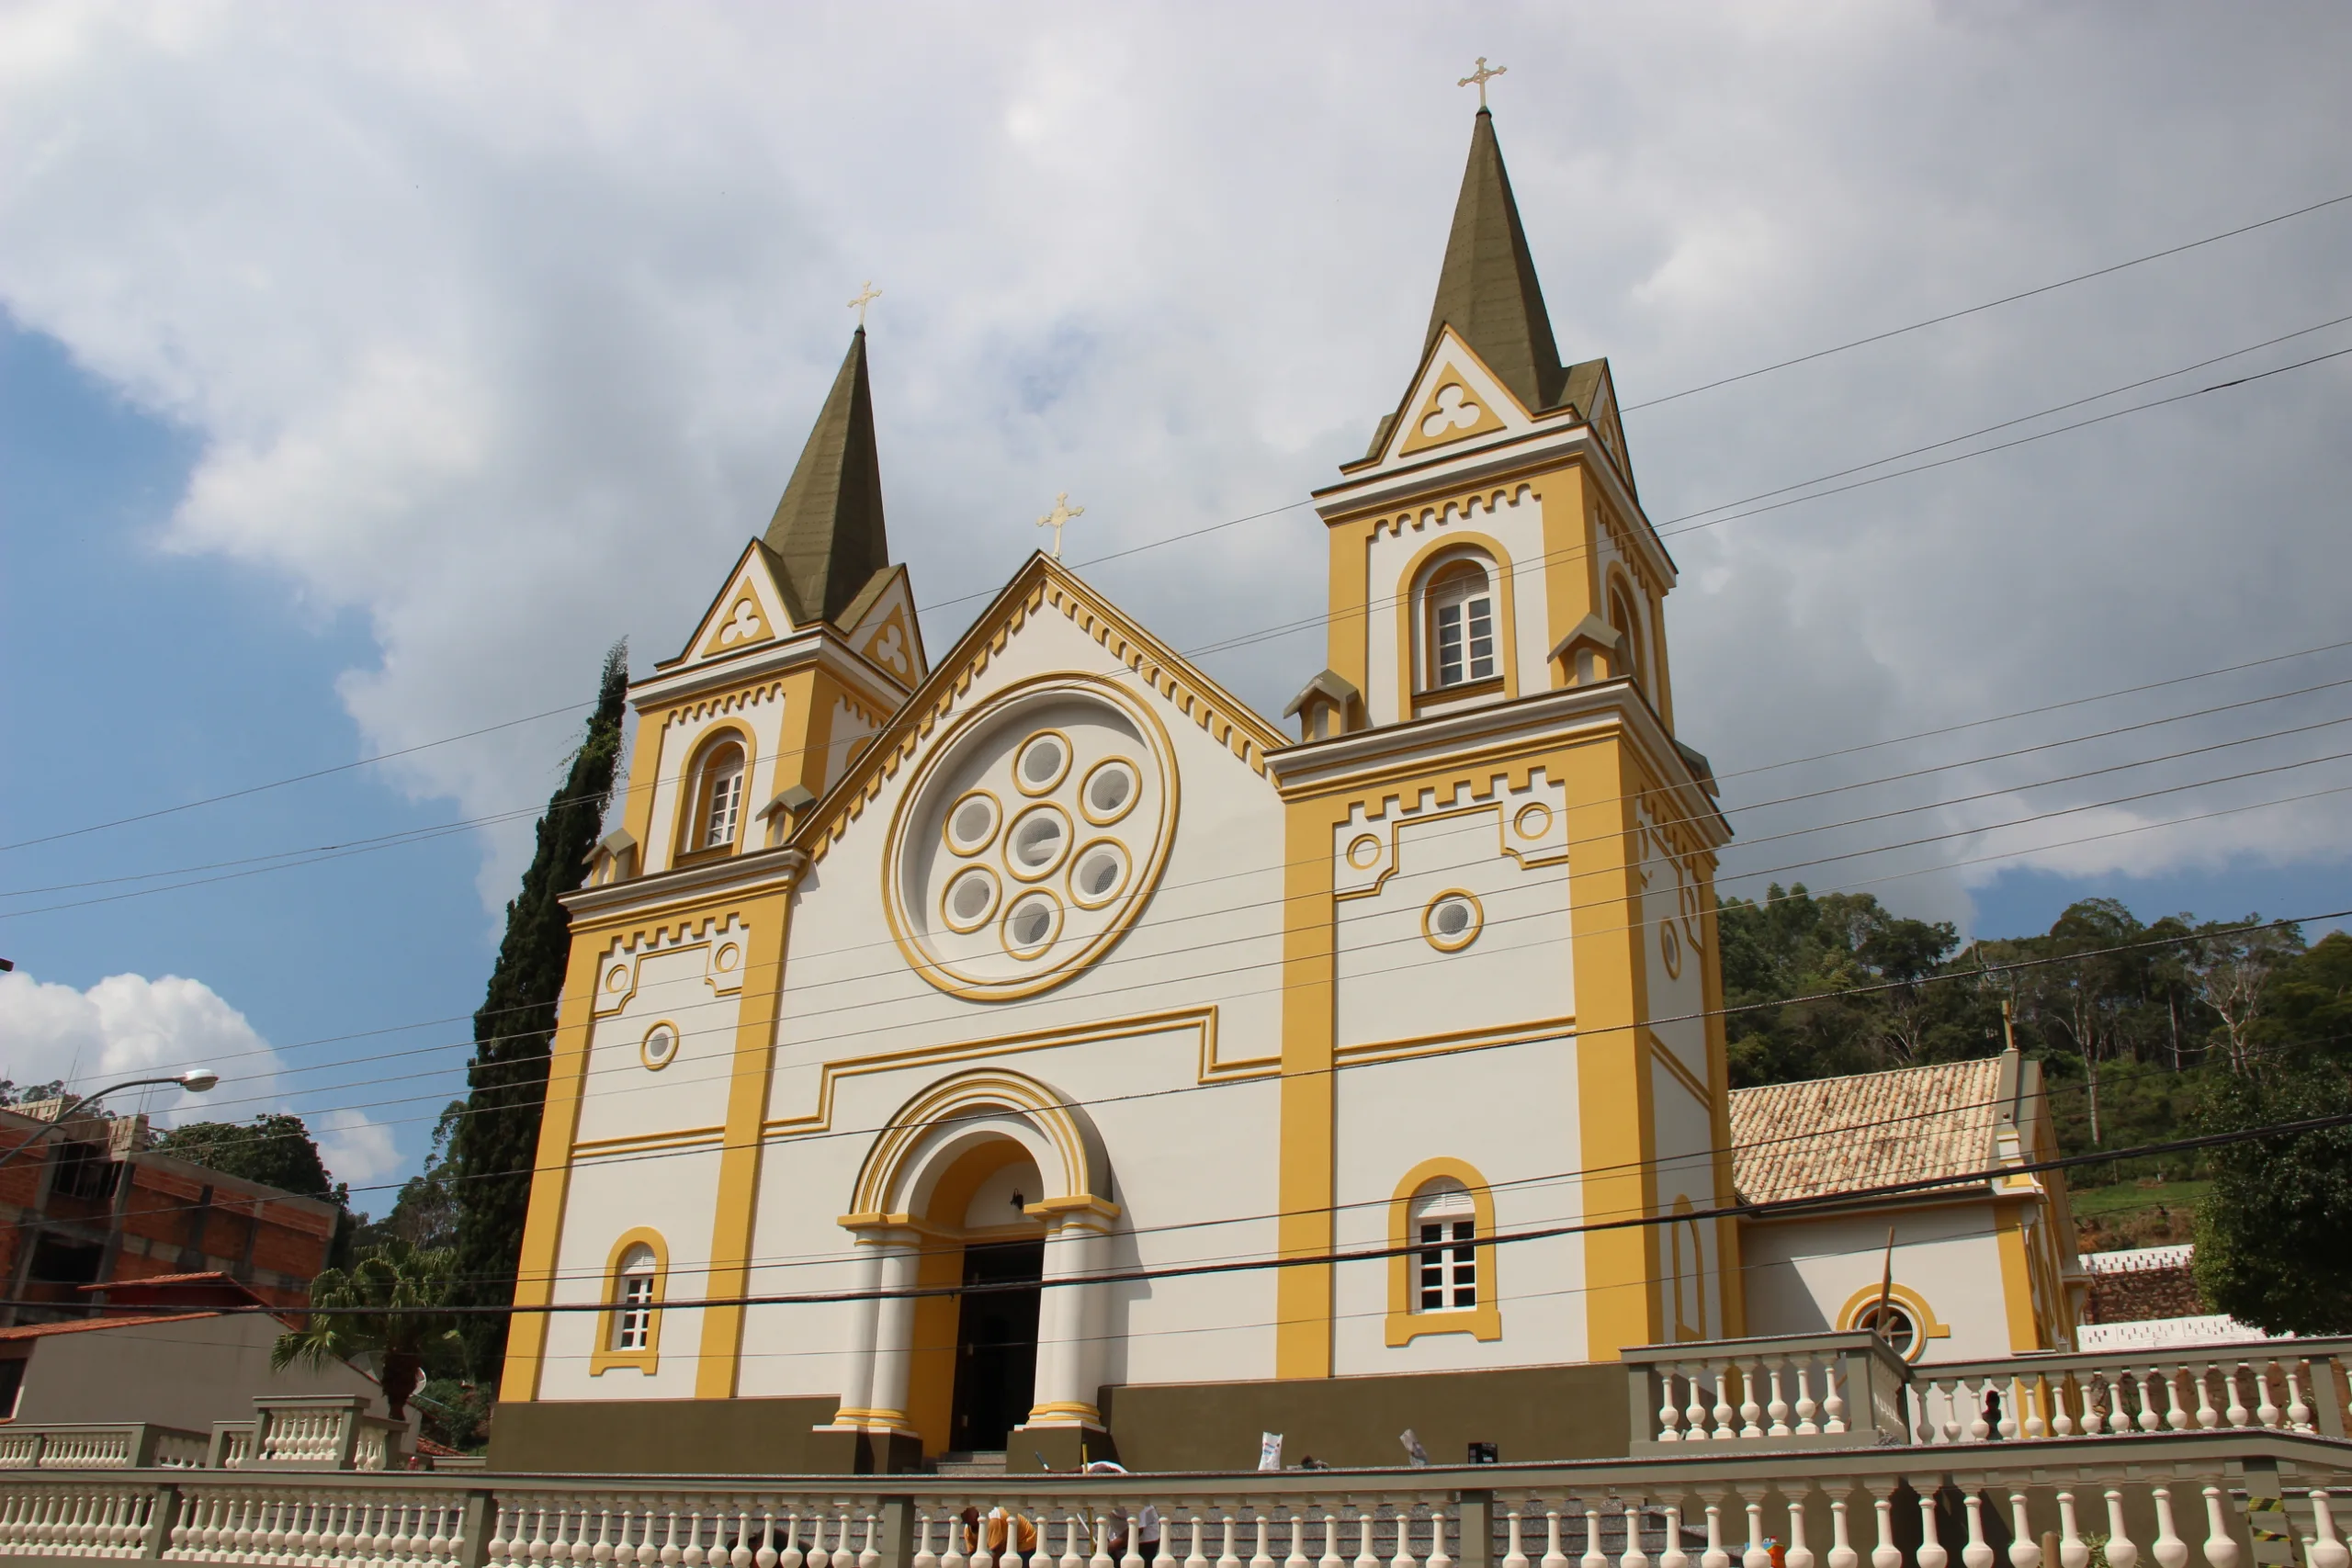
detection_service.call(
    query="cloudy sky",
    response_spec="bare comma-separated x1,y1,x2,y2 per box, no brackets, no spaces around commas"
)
3,2,2348,1194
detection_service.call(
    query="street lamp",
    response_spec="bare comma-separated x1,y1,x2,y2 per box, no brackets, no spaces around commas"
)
0,1068,220,1173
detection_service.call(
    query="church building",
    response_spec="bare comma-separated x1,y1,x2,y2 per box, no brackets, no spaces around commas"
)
490,106,2081,1475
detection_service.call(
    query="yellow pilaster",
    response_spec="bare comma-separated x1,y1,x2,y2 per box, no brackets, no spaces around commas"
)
1696,865,1745,1338
1993,1204,2042,1352
1274,795,1340,1378
775,668,838,800
1326,522,1371,699
619,705,669,862
1539,465,1602,689
497,933,609,1403
695,883,796,1397
1565,733,1663,1359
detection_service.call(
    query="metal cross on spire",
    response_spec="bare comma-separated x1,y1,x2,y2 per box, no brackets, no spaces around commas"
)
1457,56,1507,108
1036,492,1085,558
848,280,882,327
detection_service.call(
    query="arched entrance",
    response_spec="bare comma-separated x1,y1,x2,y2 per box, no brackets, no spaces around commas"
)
829,1070,1118,1459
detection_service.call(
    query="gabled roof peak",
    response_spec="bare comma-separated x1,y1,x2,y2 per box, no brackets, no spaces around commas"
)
764,328,891,626
1422,107,1566,417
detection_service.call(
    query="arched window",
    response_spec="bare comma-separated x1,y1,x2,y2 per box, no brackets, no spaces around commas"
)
687,739,747,855
591,1227,669,1375
1385,1159,1500,1346
1424,559,1497,690
1607,580,1645,687
612,1245,658,1350
1412,1179,1478,1312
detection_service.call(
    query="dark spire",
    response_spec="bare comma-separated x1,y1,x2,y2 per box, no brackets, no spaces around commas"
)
763,328,890,625
1423,107,1566,413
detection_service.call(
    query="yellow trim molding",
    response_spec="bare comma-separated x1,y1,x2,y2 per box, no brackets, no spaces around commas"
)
1385,1157,1502,1347
589,1226,670,1377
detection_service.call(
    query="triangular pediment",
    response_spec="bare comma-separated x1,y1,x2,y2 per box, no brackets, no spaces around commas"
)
836,563,928,692
1381,327,1536,465
793,553,1287,863
670,540,801,670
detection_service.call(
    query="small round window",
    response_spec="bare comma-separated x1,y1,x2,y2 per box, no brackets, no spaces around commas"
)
1006,805,1071,880
1014,731,1071,795
1856,1302,1920,1359
640,1022,680,1072
1080,759,1139,825
942,866,1001,932
1424,891,1483,953
944,791,1001,855
1069,840,1130,909
1002,891,1063,959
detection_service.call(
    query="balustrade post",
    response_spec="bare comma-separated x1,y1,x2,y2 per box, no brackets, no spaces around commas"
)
1456,1494,1490,1568
876,1500,919,1568
134,1480,178,1564
452,1488,498,1568
2309,1354,2350,1438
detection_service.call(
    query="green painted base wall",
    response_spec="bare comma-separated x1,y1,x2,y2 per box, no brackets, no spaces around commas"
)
1101,1364,1631,1472
489,1365,1629,1476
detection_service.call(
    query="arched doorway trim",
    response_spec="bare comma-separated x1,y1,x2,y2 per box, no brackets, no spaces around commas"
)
843,1067,1113,1226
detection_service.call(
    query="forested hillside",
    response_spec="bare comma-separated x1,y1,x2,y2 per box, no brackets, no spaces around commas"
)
1718,887,2352,1259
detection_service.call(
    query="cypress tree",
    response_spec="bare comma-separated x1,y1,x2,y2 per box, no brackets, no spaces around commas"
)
450,641,629,1373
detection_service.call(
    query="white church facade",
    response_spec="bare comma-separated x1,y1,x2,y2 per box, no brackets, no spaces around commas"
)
491,107,2083,1475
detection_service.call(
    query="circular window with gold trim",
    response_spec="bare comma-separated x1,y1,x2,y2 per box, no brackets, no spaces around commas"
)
886,676,1179,1000
944,790,1001,855
1423,890,1483,953
640,1021,681,1071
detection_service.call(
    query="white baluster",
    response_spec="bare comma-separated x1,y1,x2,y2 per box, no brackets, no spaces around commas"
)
2160,1369,2190,1431
1768,1361,1793,1438
1870,1488,1900,1568
1739,1364,1765,1438
1388,1506,1417,1568
2102,1490,2139,1568
1250,1514,1275,1568
1795,1361,1822,1436
1283,1511,1311,1568
1712,1373,1737,1442
1219,1508,1243,1568
2285,1362,2314,1431
1685,1370,1712,1441
1657,1371,1684,1442
2197,1486,2236,1568
1783,1494,1815,1568
1350,1509,1375,1568
1962,1495,1994,1568
1917,1491,1948,1568
2007,1495,2040,1568
1826,1492,1857,1568
1542,1502,1566,1568
1501,1505,1529,1568
1142,1506,1168,1568
2304,1493,2349,1568
2055,1497,2086,1568
1583,1501,1608,1568
2254,1363,2281,1428
1822,1361,1849,1436
1742,1497,1770,1568
2151,1488,2188,1568
1429,1507,1453,1568
1701,1499,1728,1568
1657,1507,1688,1568
2190,1367,2221,1430
1318,1510,1345,1568
1621,1501,1650,1568
2134,1371,2164,1433
2221,1366,2250,1427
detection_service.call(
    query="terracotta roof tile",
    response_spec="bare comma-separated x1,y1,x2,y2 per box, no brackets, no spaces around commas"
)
1728,1056,2004,1205
0,1312,223,1341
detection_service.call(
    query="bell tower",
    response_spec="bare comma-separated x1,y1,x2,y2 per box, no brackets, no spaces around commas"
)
1271,105,1736,1375
1287,106,1668,742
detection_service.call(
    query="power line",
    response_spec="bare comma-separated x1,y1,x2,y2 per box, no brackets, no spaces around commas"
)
1619,188,2352,412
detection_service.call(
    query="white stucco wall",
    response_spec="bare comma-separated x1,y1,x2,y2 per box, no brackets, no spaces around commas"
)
1739,1206,2018,1364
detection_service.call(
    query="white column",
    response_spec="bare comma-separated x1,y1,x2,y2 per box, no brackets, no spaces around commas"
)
827,1234,888,1426
866,1235,924,1431
1027,1214,1108,1427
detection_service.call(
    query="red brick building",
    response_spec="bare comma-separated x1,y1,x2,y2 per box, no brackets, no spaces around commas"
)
0,1103,340,1325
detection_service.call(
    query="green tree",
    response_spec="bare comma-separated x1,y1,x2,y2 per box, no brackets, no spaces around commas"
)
272,1238,458,1418
150,1114,346,1205
2191,1065,2352,1334
448,641,628,1373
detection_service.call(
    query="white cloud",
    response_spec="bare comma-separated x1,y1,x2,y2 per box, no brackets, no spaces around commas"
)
0,970,402,1190
1,1,2348,936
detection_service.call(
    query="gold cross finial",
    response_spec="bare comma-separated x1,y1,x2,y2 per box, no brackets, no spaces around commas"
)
848,280,882,327
1458,56,1506,109
1036,492,1085,558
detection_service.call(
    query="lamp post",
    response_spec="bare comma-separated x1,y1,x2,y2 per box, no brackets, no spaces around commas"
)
0,1068,220,1173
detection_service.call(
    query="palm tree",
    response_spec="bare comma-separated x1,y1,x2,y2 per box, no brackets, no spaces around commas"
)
272,1237,457,1419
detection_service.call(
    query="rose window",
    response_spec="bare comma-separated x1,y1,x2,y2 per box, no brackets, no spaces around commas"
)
887,678,1176,999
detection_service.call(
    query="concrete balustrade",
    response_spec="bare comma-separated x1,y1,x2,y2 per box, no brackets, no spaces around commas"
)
0,1425,209,1471
0,1427,2346,1568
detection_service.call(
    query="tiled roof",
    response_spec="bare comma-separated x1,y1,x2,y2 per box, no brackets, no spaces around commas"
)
76,1270,236,1291
1727,1056,2005,1206
0,1312,222,1341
